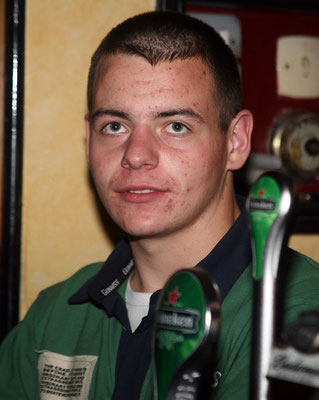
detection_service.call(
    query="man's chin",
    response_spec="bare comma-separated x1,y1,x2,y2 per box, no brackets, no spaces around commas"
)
126,229,161,241
112,214,165,239
123,224,166,241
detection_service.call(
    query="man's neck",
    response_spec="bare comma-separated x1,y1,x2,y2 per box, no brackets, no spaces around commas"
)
128,192,240,293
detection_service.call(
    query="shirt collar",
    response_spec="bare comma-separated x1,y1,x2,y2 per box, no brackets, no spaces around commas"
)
69,196,251,305
69,238,134,304
198,199,252,301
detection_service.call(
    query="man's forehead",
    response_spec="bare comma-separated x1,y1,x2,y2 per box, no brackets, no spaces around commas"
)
94,56,213,106
96,53,212,82
89,53,219,125
92,54,215,111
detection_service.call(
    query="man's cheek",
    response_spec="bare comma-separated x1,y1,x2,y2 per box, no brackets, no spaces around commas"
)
163,197,175,213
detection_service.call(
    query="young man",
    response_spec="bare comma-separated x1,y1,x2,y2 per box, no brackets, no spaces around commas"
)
1,11,319,400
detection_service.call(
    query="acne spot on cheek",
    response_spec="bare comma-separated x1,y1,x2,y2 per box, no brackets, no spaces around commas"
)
182,159,191,169
163,198,174,212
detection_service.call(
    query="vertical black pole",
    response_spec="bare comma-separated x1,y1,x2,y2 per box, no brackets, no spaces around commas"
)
0,0,25,342
156,0,186,12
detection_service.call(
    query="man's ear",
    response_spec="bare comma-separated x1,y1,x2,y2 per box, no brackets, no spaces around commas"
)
85,114,91,165
226,109,253,171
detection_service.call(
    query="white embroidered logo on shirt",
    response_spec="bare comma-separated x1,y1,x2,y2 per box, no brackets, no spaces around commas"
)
37,350,97,399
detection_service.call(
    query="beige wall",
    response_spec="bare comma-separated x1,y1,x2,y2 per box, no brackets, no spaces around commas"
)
21,0,155,318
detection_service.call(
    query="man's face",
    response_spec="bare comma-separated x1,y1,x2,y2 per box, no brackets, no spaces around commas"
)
87,54,230,239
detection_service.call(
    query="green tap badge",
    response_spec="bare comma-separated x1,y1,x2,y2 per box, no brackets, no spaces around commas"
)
247,175,281,280
153,268,220,400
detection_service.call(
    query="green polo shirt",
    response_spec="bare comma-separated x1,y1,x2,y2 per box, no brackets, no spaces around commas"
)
0,248,318,399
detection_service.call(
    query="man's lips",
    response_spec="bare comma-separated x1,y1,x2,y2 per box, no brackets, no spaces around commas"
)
117,185,166,193
116,186,167,203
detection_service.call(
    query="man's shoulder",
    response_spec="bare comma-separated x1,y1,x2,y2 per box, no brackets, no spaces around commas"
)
33,261,104,311
221,248,319,320
43,261,104,292
287,247,319,268
1,262,106,352
280,248,319,326
286,248,319,285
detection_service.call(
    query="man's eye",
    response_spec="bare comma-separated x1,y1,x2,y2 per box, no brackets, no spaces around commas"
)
166,122,189,135
102,122,127,135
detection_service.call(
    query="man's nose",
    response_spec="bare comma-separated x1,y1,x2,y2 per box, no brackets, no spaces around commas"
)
121,126,159,170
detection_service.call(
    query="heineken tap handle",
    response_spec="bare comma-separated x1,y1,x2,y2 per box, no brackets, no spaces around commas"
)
247,171,294,400
153,268,221,400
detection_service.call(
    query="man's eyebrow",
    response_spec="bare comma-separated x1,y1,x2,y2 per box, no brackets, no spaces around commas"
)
154,108,205,123
90,108,130,122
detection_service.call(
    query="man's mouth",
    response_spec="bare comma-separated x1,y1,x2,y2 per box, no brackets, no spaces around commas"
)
128,189,156,194
117,186,166,203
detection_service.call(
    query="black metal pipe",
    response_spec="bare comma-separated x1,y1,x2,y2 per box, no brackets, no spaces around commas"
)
0,0,25,343
156,0,186,12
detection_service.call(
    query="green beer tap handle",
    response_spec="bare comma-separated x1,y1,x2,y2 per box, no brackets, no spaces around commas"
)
153,268,220,400
247,171,294,400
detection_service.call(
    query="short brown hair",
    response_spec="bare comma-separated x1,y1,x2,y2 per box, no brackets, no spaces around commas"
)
87,11,242,132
